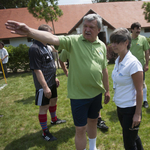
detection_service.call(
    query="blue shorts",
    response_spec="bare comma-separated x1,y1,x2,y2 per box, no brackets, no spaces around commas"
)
70,93,102,126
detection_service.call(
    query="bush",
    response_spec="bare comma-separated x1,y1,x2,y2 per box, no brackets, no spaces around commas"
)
6,44,30,73
107,44,118,64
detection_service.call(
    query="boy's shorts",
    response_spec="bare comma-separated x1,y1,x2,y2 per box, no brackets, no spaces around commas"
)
35,83,57,106
70,93,102,126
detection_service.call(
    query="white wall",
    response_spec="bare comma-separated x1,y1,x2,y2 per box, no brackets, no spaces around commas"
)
140,28,150,38
5,37,32,47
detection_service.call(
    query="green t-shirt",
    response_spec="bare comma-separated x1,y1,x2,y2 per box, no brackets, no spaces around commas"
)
58,34,107,99
130,35,150,67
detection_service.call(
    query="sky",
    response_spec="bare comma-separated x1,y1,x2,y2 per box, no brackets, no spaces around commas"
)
57,0,92,5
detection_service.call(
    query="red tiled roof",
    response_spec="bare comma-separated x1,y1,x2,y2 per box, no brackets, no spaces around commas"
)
0,1,150,39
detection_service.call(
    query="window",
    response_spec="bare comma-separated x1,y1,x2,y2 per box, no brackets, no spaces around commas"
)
2,39,10,44
144,28,150,33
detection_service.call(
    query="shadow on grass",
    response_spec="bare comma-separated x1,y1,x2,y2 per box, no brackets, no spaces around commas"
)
6,71,32,78
14,96,35,104
57,72,66,77
0,76,4,80
106,109,118,122
1,69,65,79
4,126,75,150
146,107,150,114
98,128,109,133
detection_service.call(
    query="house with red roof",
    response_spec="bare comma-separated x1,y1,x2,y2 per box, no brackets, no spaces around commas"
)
0,1,150,47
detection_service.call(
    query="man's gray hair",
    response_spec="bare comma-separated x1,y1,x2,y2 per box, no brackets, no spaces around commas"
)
83,14,102,30
38,24,53,32
110,28,131,50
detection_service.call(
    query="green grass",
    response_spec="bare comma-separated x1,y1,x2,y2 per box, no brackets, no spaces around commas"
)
0,64,150,150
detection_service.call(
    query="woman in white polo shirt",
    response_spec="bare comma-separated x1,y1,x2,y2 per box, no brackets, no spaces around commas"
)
110,28,144,150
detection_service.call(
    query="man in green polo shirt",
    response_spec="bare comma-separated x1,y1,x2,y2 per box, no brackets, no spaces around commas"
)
59,49,109,130
130,22,150,108
6,14,110,150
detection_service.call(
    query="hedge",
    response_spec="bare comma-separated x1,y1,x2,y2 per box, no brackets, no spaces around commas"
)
6,44,30,73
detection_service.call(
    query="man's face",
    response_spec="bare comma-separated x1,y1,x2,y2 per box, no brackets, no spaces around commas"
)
111,40,128,54
83,19,100,43
131,27,141,37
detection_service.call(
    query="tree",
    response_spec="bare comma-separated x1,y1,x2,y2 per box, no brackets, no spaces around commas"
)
142,2,150,22
0,0,63,34
0,0,30,9
27,0,63,34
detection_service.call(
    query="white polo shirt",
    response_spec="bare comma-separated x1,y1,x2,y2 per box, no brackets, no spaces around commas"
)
112,51,143,108
0,48,9,64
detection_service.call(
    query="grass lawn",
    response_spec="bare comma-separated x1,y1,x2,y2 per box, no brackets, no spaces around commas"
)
0,64,150,150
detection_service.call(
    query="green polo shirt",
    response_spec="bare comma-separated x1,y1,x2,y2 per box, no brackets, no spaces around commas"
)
58,34,107,99
130,35,150,67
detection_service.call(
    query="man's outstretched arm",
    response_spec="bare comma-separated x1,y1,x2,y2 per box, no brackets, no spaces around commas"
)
5,20,60,46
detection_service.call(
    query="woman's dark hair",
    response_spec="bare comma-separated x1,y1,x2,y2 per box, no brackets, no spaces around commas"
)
110,28,131,50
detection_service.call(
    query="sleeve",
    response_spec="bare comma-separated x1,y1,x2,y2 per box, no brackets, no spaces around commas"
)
129,60,143,76
59,49,69,62
29,46,42,70
57,35,72,52
102,44,108,69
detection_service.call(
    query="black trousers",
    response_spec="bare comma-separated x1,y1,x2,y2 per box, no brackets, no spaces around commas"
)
117,106,143,150
0,63,8,78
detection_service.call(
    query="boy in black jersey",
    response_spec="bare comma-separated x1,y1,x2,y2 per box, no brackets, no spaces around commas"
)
29,25,66,141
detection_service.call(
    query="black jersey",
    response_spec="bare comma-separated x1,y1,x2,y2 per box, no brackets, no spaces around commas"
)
29,40,56,90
